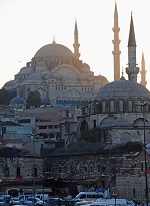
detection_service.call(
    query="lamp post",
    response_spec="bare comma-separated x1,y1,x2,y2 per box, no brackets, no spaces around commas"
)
140,102,149,206
29,133,42,202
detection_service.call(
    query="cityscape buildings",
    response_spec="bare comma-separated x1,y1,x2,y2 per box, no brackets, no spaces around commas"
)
0,2,150,203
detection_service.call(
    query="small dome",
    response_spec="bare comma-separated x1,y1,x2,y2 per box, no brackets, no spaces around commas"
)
95,75,109,83
3,80,16,89
18,67,34,75
94,80,150,100
10,97,26,105
34,42,73,57
99,115,117,128
27,72,44,81
82,63,90,68
112,118,131,127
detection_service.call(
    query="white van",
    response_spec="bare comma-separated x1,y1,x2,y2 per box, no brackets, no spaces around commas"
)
90,198,127,206
35,194,49,201
73,192,105,201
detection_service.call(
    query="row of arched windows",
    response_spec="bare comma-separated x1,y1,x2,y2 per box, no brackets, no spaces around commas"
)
88,100,150,114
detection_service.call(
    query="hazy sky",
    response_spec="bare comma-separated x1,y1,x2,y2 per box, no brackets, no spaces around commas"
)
0,0,150,89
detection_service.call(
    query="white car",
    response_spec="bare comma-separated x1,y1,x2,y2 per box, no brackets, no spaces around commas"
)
24,197,45,206
10,197,21,205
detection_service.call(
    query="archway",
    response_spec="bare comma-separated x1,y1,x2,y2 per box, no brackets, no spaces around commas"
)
80,120,88,133
7,188,19,197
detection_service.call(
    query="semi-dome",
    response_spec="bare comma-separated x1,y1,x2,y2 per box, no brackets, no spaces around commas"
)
34,42,73,57
3,80,16,89
112,118,131,127
99,115,117,128
27,72,44,81
10,97,26,105
94,79,150,100
18,67,34,75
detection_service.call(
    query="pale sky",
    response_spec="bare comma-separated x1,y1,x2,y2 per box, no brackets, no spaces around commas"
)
0,0,150,89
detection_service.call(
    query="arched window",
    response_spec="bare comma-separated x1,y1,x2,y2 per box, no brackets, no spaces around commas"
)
97,165,101,173
84,165,88,173
5,165,9,177
102,165,106,172
119,101,123,112
102,102,105,113
89,164,93,173
128,101,133,112
105,102,110,113
110,101,114,112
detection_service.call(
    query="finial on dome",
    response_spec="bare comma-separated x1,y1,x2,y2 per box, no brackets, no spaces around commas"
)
52,35,56,44
120,67,125,80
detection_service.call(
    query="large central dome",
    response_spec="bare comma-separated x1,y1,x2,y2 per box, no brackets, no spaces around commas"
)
34,41,73,57
94,79,150,100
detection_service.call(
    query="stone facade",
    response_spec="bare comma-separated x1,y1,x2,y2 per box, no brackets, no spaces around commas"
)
45,141,148,200
0,155,44,194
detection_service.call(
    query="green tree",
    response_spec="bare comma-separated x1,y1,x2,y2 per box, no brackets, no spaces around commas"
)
0,88,11,105
79,127,104,143
26,90,41,108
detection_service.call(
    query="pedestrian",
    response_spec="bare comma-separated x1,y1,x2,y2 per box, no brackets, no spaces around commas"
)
57,197,61,206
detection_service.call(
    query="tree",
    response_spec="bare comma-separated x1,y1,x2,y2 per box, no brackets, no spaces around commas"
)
26,91,41,108
0,88,11,105
79,127,104,143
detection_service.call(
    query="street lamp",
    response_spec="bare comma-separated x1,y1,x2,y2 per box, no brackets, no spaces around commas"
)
139,102,149,206
29,133,42,202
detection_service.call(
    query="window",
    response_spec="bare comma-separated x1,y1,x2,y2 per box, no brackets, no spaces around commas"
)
5,166,9,177
48,125,53,129
141,162,144,172
97,165,101,172
102,165,106,172
84,165,88,173
17,167,20,176
34,168,37,177
90,165,93,172
39,126,47,129
93,120,96,128
18,119,31,123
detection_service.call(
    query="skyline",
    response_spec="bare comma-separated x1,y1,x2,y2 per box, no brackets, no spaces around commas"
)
0,0,150,89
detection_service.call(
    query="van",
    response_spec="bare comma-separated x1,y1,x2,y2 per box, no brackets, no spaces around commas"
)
90,198,127,206
35,194,49,201
73,192,105,201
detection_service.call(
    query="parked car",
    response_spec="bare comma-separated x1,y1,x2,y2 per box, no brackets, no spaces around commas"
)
74,200,94,206
18,194,33,204
0,198,5,205
46,197,64,206
3,195,11,203
10,197,21,205
24,197,45,206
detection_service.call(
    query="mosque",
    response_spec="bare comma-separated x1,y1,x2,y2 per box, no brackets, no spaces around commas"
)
2,2,150,145
3,22,108,107
78,3,150,145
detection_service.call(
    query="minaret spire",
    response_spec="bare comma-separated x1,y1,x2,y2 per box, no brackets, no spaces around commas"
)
73,20,80,60
112,2,121,81
140,52,147,87
126,12,139,82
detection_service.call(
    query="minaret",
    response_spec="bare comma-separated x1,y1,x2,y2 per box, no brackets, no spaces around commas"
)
140,52,147,87
112,2,121,80
73,20,80,60
126,13,139,82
